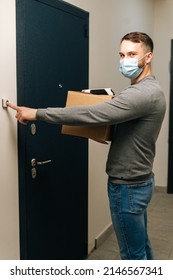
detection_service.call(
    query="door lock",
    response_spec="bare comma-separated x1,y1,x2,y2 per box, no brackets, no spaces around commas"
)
31,158,52,167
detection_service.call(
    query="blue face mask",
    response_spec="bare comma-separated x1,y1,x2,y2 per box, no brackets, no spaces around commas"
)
119,57,145,80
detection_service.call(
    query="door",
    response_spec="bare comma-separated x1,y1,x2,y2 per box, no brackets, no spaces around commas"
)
168,40,173,194
16,0,89,259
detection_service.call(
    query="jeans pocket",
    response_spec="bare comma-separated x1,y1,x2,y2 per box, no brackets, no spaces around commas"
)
108,181,120,213
128,178,154,214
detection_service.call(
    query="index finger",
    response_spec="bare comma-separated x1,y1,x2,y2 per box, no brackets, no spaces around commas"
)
7,102,20,111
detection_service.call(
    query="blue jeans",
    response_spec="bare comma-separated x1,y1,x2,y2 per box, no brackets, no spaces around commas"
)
108,176,154,260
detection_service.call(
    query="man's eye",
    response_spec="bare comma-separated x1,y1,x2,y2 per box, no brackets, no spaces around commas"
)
119,54,124,59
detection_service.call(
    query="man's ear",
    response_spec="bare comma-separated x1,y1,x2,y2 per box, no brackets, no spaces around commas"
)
146,52,153,64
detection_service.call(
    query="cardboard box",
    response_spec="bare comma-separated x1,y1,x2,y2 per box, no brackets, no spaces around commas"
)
61,91,114,143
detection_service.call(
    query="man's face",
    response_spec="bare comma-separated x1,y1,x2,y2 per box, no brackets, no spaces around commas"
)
119,40,150,67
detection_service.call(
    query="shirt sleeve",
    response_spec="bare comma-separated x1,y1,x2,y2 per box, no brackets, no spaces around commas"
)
36,87,152,126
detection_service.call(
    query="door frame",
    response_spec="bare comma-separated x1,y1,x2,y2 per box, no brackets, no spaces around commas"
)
168,39,173,193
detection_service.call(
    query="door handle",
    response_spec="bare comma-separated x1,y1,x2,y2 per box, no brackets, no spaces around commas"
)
31,158,52,167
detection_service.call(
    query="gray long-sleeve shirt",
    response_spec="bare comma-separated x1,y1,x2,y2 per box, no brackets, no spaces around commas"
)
37,76,166,183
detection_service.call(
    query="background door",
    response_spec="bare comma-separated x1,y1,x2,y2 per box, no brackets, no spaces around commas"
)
168,39,173,194
16,0,89,259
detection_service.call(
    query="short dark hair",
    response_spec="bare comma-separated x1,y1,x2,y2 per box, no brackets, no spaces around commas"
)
121,32,154,52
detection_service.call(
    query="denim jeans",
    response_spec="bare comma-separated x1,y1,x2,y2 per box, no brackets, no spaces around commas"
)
108,176,154,260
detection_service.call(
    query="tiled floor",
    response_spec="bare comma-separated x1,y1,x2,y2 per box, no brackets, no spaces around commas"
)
87,186,173,260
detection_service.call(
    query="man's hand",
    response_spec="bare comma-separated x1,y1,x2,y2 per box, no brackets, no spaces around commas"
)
7,102,37,125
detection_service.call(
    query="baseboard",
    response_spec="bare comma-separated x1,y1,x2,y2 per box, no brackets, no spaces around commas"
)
95,223,113,249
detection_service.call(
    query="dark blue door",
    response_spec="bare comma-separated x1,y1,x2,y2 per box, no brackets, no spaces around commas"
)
16,0,89,259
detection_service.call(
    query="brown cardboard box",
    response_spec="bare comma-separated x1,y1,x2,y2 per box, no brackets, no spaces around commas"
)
61,91,114,143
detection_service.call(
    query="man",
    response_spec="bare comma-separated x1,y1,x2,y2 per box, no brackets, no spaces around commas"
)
7,32,166,259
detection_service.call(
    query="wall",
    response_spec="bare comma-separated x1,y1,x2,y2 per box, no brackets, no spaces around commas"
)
0,0,19,259
152,0,173,187
0,0,169,259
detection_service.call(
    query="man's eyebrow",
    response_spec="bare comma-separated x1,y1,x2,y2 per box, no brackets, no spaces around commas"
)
119,51,138,55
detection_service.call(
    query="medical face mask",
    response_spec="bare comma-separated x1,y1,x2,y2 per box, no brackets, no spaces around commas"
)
119,55,146,79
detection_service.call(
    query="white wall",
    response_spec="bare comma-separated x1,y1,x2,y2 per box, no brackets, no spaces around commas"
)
152,0,173,187
0,0,170,259
0,0,19,259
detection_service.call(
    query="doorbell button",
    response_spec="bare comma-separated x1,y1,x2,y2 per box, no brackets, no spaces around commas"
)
2,99,9,108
